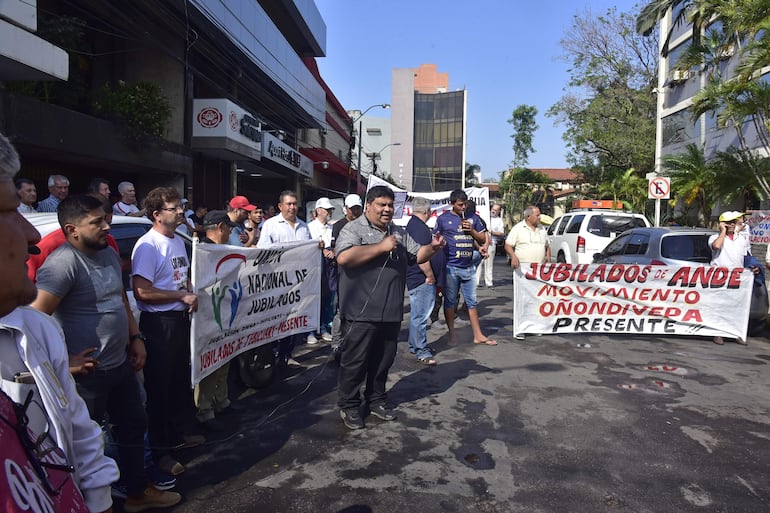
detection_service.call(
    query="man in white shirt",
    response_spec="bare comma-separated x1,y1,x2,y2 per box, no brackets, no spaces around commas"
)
477,203,505,288
113,181,146,217
15,178,37,213
505,205,551,269
308,197,336,342
257,190,313,364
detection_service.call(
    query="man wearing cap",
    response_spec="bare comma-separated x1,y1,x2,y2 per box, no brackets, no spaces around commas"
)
308,197,336,343
710,210,757,345
328,194,364,363
195,210,241,430
227,195,256,246
257,190,312,366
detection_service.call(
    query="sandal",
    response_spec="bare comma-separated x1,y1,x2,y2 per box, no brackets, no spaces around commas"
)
473,339,498,346
417,356,437,366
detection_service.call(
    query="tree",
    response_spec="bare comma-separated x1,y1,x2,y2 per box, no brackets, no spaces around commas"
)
465,163,481,187
508,105,539,168
662,143,716,225
499,168,553,225
597,167,647,212
547,7,658,176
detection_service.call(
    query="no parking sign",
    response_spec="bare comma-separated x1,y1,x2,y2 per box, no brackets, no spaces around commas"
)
648,177,670,199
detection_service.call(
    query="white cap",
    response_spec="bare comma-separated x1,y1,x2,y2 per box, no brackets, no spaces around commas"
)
344,194,363,208
315,197,334,210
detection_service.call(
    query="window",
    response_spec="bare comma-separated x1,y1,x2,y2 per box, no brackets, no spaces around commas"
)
566,215,585,234
623,233,649,255
556,216,572,235
603,235,630,257
587,215,646,238
661,234,712,263
547,218,562,236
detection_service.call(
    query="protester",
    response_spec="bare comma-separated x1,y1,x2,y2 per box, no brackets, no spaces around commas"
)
15,177,37,213
434,189,496,346
477,203,505,287
505,205,550,270
710,210,757,345
87,178,111,199
328,194,364,364
113,181,146,217
257,190,313,365
187,204,208,238
0,132,119,513
37,174,70,212
132,187,201,476
227,195,256,246
244,203,263,246
308,197,336,343
335,186,446,429
194,210,243,431
406,196,444,365
31,194,181,511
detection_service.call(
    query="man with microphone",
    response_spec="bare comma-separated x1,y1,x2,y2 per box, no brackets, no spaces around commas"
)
334,186,445,429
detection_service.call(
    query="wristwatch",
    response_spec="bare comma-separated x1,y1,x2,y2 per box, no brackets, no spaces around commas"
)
129,332,146,342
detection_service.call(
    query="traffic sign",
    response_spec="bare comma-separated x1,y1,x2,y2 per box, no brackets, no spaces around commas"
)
648,177,670,199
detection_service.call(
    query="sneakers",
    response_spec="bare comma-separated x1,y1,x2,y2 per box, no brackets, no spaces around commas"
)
321,332,333,342
340,408,364,430
124,485,182,513
157,455,185,476
146,466,176,490
369,404,396,421
286,358,304,368
306,333,319,345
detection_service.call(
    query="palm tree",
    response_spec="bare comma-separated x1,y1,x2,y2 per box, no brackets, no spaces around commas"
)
712,147,770,208
598,168,647,212
662,143,716,226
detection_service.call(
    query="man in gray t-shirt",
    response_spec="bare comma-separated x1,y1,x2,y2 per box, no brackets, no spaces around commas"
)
31,194,180,508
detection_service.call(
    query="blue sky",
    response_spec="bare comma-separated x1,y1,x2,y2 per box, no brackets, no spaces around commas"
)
315,0,642,181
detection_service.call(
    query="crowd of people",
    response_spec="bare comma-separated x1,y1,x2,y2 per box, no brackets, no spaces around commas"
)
3,125,762,512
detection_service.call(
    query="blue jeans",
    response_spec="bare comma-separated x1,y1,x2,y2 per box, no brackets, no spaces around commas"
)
444,265,478,309
408,282,436,359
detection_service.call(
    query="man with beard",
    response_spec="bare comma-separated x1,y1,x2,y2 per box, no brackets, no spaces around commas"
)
32,194,181,511
335,186,445,429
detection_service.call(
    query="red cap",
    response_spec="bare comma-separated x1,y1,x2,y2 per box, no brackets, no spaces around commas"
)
229,195,256,211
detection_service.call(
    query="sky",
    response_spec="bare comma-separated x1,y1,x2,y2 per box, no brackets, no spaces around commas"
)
315,0,641,182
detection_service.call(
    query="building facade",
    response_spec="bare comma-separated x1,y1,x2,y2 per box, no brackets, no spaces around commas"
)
1,0,349,211
391,64,467,192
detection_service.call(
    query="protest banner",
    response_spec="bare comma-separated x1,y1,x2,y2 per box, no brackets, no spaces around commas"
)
366,175,490,228
746,210,770,244
190,240,320,385
513,263,752,340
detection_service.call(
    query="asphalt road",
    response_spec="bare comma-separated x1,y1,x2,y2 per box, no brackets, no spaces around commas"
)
145,256,770,513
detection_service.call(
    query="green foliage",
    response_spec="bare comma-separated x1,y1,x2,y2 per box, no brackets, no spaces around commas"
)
597,167,648,212
498,168,553,225
93,81,172,138
662,144,716,225
548,7,658,177
465,163,481,187
508,105,539,168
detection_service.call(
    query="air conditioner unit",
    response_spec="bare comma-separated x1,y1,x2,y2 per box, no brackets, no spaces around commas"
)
670,69,692,84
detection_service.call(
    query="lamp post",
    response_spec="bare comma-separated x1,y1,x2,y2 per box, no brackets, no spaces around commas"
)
347,103,390,193
366,142,401,177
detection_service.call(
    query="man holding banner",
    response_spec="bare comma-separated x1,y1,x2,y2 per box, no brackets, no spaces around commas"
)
335,186,446,429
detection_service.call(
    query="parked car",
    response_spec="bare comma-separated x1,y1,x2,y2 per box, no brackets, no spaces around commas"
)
547,209,650,264
592,226,768,327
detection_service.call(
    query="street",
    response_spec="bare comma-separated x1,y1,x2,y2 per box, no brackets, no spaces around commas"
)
164,256,770,513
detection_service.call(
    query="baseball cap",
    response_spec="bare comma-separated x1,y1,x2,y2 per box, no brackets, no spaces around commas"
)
229,195,256,211
315,197,334,210
719,211,744,222
203,210,237,227
344,194,363,208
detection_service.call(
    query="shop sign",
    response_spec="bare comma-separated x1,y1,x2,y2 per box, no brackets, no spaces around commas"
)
262,132,312,178
192,99,261,158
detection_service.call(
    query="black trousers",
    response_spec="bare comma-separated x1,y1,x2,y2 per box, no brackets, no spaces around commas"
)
76,359,147,496
337,321,399,410
140,311,196,460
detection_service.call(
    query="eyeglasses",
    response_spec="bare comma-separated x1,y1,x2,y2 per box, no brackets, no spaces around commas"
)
160,206,183,213
4,391,76,495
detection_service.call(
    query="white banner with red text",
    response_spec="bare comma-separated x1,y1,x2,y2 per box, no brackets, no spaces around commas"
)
513,263,752,340
190,240,320,385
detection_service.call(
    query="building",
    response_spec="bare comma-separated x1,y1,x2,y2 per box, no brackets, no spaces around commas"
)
1,0,349,211
391,64,467,192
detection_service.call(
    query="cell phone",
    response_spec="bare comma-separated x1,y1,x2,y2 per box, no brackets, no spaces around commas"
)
14,371,35,384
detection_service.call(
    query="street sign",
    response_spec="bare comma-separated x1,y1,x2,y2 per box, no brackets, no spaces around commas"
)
648,177,670,199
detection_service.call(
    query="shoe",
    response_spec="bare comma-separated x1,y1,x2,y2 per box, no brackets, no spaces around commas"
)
340,408,364,430
713,336,724,345
369,404,396,421
146,466,176,490
321,332,333,342
417,356,437,366
111,484,128,500
156,455,185,476
286,358,304,368
201,418,225,432
736,337,747,345
514,334,525,340
124,485,182,513
306,333,319,345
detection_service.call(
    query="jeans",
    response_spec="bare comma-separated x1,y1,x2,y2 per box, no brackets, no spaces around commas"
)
408,282,436,359
444,265,478,309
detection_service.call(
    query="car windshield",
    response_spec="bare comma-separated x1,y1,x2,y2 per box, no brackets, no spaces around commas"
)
586,216,646,237
660,234,713,263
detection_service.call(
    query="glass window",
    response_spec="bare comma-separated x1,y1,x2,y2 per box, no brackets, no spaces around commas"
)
661,234,712,262
623,233,650,255
566,215,585,234
603,235,629,257
547,217,562,235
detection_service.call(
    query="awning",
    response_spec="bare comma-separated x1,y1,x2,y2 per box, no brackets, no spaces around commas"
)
299,147,350,178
